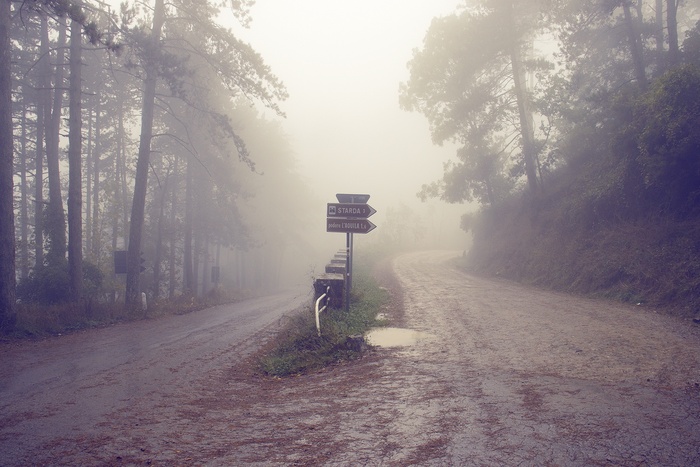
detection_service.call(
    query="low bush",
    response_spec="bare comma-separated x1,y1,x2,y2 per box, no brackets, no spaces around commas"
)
7,285,248,339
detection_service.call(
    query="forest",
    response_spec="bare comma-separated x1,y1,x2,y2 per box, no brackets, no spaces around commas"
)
2,0,700,334
401,0,700,316
0,0,318,333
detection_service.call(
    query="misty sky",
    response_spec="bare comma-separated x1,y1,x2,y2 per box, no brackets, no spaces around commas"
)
230,0,463,209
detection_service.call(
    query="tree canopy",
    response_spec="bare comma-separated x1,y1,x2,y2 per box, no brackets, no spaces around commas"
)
401,0,700,212
2,0,313,331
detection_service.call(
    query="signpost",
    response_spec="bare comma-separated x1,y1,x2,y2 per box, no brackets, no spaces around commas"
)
325,194,377,311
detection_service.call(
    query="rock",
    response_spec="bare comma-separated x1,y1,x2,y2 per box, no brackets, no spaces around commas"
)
345,334,367,352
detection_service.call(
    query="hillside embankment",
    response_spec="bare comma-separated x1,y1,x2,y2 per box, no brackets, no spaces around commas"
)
464,203,700,321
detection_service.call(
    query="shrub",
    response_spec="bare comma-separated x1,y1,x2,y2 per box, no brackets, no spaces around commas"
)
17,264,71,304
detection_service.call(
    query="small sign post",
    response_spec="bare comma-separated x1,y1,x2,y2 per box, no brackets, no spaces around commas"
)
325,194,377,310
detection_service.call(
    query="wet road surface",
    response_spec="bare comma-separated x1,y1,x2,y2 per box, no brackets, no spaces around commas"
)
2,251,700,465
0,288,310,465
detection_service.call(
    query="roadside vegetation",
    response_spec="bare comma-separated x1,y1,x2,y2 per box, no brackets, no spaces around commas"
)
460,65,700,319
258,262,388,377
6,287,250,340
399,3,700,319
1,0,310,334
5,267,253,340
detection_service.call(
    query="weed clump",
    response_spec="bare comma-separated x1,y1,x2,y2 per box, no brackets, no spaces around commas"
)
258,268,388,377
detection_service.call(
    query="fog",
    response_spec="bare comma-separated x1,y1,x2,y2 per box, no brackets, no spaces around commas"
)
223,0,472,278
9,0,474,305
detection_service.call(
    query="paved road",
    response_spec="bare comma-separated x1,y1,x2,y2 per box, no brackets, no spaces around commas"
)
0,287,310,465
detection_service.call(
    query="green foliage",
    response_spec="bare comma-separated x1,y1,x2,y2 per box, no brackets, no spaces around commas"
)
17,260,105,305
258,267,388,377
464,66,700,318
467,202,700,316
682,21,700,64
634,64,700,216
401,3,551,205
17,263,71,304
81,261,105,299
13,301,118,337
7,284,245,339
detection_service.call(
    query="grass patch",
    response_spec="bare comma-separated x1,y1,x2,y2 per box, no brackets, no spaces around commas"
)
258,264,389,377
4,287,250,341
465,196,700,318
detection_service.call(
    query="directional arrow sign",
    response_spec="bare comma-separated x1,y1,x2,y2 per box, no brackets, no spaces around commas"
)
327,203,376,219
326,218,377,234
336,193,370,204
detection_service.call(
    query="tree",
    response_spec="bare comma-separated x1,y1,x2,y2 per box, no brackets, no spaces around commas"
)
401,0,548,206
634,64,700,214
668,0,680,66
1,0,17,330
620,0,648,89
67,17,83,300
44,17,66,269
2,0,112,325
122,0,287,307
124,0,166,307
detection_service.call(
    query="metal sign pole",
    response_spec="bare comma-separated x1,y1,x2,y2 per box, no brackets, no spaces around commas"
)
349,232,354,292
345,232,351,311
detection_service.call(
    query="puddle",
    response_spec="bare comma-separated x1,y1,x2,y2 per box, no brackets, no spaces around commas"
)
364,327,433,348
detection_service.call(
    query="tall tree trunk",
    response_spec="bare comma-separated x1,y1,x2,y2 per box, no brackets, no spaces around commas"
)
485,177,495,208
0,0,17,330
168,160,178,299
116,100,128,244
35,103,44,269
67,19,83,301
667,0,679,67
85,106,92,256
111,146,119,304
45,18,67,268
654,0,665,73
622,0,647,89
125,0,165,307
19,104,29,280
91,96,101,261
202,237,210,295
235,250,243,289
152,173,168,301
113,110,122,252
183,156,194,295
35,15,51,270
193,225,201,297
506,2,538,195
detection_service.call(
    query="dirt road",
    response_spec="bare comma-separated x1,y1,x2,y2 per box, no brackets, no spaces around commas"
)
2,250,700,465
0,288,310,465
